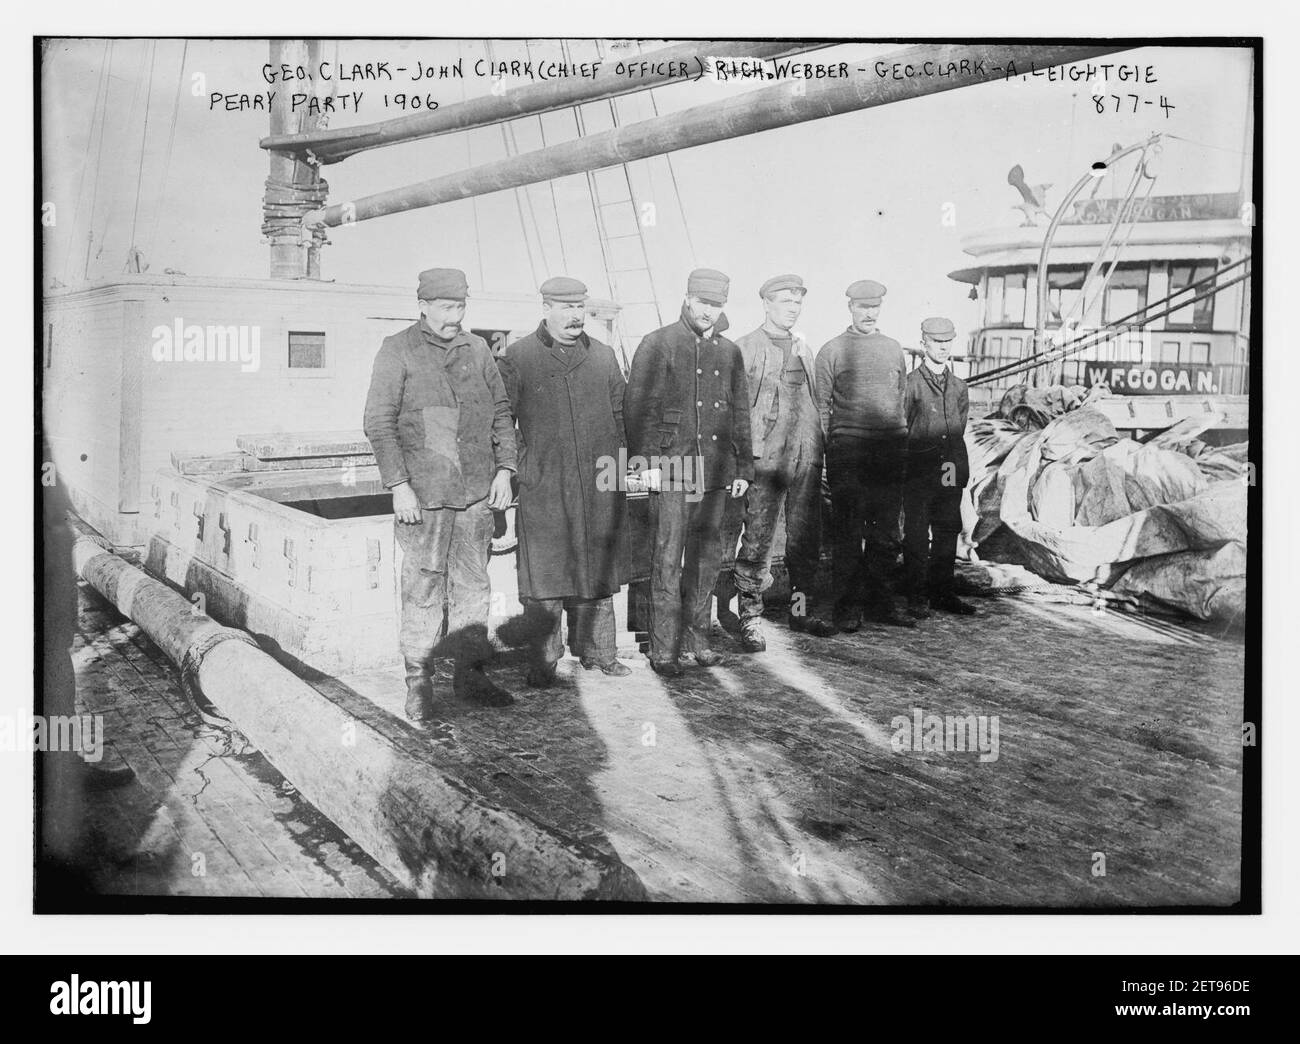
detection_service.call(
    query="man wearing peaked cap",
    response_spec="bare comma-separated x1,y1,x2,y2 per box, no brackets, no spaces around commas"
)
623,268,754,676
685,267,730,305
814,278,916,630
538,275,588,302
417,267,470,301
845,279,886,305
497,277,632,687
363,266,518,722
903,316,975,619
719,273,835,653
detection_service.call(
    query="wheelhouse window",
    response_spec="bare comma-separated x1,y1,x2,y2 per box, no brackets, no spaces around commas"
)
985,269,1028,326
1046,267,1087,326
1165,261,1217,330
1102,263,1149,325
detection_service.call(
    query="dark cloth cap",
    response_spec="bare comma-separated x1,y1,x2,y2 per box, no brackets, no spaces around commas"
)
417,267,469,301
921,316,957,341
846,279,887,304
539,275,588,302
686,268,730,305
759,274,807,299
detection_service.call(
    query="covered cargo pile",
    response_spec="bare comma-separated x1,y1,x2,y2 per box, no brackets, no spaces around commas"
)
962,385,1248,625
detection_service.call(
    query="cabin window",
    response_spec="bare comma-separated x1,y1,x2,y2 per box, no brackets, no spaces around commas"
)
1102,264,1149,325
1046,267,1087,325
288,331,326,369
986,270,1028,326
1165,262,1217,330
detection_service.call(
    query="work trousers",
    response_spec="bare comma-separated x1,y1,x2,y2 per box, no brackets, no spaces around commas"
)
902,469,963,601
826,434,906,610
519,596,619,669
647,488,726,663
720,462,822,620
395,498,493,668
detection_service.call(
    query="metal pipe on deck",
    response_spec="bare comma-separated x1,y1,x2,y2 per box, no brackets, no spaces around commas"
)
69,521,645,900
260,40,827,163
304,43,1130,228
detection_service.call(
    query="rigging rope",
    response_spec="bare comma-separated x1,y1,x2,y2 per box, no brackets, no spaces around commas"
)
486,40,541,290
83,40,115,280
145,40,188,265
62,40,109,286
127,40,158,269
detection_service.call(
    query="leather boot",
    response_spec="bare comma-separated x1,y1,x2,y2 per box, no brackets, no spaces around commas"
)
714,574,742,635
864,599,918,628
580,657,633,677
403,656,435,724
739,617,766,653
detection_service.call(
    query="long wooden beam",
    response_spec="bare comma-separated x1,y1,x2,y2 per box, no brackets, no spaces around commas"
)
261,40,826,164
70,521,646,900
305,42,1130,228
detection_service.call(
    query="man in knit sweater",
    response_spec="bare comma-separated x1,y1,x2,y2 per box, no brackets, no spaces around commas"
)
814,280,915,631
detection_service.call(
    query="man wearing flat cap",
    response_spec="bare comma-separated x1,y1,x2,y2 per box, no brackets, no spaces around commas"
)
814,279,915,630
624,268,753,676
903,317,975,618
363,267,518,723
497,276,632,687
719,274,835,652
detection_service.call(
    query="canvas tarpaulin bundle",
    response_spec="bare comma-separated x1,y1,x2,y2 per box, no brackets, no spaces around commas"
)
963,398,1247,625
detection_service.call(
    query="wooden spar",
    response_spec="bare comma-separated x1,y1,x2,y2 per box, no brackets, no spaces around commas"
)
260,40,827,164
304,43,1131,228
70,522,646,900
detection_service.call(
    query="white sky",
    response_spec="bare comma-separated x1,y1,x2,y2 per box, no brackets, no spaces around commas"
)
40,40,1253,349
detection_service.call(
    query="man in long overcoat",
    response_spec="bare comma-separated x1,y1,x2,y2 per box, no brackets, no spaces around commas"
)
498,276,632,686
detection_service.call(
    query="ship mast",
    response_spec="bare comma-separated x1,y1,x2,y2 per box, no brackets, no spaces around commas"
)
263,39,330,279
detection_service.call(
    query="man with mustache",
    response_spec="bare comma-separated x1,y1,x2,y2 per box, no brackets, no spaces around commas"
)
497,276,632,686
624,268,753,677
814,279,915,631
363,267,517,723
720,274,835,653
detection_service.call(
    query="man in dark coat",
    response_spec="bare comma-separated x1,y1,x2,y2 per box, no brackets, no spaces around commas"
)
624,268,753,677
903,317,976,617
498,276,632,686
363,267,517,723
814,279,915,631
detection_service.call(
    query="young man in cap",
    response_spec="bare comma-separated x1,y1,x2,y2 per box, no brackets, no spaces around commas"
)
903,317,976,617
498,276,632,686
624,268,753,677
814,279,915,631
363,267,517,723
720,274,835,652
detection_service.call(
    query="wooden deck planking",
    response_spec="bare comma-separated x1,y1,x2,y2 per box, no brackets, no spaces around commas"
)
328,591,1244,906
65,587,404,899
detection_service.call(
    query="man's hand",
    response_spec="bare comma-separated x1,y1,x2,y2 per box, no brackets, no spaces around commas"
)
391,482,422,524
639,467,662,492
488,469,514,511
729,478,750,499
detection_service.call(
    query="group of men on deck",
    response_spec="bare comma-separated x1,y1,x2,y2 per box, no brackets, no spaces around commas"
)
364,265,974,723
